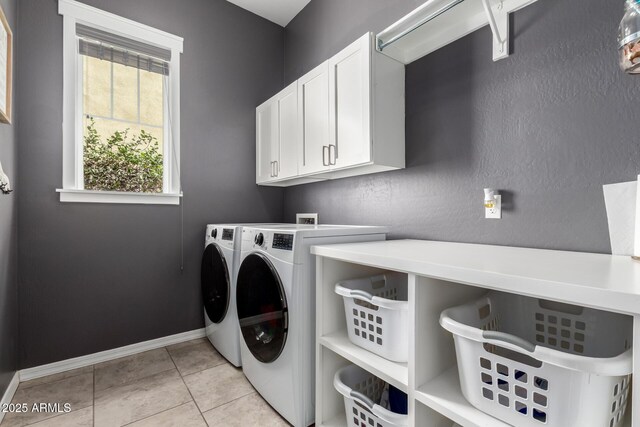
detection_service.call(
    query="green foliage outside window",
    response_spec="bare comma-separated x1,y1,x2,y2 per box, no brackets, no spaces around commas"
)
84,118,164,193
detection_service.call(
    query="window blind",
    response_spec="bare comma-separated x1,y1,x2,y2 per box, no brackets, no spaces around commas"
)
77,24,170,75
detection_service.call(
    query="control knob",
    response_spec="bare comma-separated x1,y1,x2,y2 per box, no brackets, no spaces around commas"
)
254,233,264,246
211,228,217,239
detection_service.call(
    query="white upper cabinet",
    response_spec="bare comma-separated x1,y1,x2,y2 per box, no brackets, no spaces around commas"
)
298,61,331,176
256,99,277,184
326,33,405,180
256,82,299,184
277,84,299,180
329,33,371,170
256,32,405,186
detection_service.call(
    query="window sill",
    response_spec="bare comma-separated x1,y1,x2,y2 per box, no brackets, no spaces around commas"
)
56,189,182,205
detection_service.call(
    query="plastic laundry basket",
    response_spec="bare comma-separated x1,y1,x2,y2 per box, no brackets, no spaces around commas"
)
440,291,633,427
335,274,408,362
334,364,409,427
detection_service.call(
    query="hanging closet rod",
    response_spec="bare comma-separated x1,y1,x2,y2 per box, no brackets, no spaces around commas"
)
376,0,465,51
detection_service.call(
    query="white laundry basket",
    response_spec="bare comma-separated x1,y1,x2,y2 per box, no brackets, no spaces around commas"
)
440,291,633,427
334,364,409,427
335,274,408,362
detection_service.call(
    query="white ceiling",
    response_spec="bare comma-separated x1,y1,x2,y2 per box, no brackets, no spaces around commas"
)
226,0,311,27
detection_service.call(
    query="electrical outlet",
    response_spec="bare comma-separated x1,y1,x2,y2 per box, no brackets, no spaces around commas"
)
485,195,502,219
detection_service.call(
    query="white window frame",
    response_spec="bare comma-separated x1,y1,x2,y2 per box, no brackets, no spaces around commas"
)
57,0,183,205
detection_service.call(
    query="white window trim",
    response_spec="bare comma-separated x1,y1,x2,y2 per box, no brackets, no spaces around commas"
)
58,0,183,205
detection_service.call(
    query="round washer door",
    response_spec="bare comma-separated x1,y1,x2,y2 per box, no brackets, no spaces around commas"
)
236,253,288,363
201,243,230,324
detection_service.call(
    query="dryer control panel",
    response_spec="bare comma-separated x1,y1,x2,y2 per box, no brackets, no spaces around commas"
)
222,228,234,241
272,233,294,251
205,225,237,250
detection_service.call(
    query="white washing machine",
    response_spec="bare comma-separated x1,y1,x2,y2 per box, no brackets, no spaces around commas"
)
201,224,282,367
236,225,388,426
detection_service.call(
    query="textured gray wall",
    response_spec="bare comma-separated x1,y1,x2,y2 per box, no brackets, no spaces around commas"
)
283,0,640,254
17,0,285,368
0,0,17,396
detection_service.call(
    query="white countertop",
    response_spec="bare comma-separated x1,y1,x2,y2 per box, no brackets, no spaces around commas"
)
311,240,640,315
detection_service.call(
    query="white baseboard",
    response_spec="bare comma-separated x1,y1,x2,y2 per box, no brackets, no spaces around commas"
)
0,372,20,424
20,328,206,382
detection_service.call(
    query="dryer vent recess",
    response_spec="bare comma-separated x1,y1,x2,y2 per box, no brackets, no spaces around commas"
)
296,213,318,225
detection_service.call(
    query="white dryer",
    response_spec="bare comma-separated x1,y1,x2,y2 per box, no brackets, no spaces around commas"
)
201,224,281,367
236,225,388,426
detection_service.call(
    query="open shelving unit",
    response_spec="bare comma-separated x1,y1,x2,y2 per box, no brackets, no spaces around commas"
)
315,258,410,427
313,240,640,427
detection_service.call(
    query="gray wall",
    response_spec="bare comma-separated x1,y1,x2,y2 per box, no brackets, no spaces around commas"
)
14,0,640,369
0,0,17,396
283,0,640,254
17,0,285,368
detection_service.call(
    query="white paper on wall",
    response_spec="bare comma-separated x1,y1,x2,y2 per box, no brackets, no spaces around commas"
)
0,159,10,194
603,180,637,256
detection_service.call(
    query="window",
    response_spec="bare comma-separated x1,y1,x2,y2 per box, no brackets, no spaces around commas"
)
58,0,183,204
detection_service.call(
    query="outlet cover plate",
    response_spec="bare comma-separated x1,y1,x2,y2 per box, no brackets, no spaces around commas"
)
485,195,502,219
296,213,318,225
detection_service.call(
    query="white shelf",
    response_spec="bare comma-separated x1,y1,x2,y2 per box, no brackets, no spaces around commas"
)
416,366,511,427
319,330,409,392
376,0,539,64
417,365,634,427
318,413,347,427
311,240,640,315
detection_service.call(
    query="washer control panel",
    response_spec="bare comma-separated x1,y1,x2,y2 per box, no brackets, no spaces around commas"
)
272,233,294,251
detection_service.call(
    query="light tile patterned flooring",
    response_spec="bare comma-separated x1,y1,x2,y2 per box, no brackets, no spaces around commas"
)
1,339,291,427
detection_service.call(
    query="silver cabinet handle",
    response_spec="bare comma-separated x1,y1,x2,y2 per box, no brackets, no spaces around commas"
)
269,161,275,177
274,160,279,177
322,146,329,166
329,144,337,165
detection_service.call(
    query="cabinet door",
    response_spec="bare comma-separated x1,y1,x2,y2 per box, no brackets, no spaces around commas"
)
329,33,372,169
276,83,298,180
256,100,278,184
298,61,330,176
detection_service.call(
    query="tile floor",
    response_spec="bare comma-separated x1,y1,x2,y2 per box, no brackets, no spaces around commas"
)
1,339,291,427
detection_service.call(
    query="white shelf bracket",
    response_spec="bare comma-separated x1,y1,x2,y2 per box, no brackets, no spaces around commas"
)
481,0,510,61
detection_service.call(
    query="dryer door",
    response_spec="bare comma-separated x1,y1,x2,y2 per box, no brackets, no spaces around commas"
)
236,253,288,363
201,243,231,324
